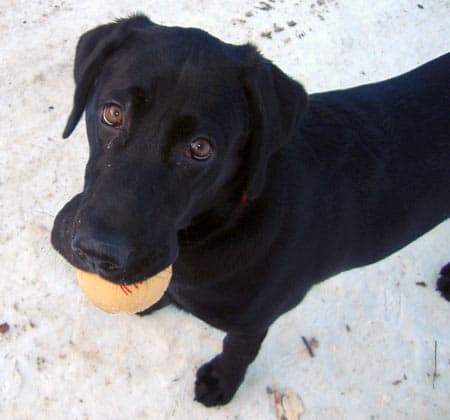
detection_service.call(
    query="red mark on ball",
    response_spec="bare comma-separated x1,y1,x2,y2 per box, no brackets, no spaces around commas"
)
120,282,144,295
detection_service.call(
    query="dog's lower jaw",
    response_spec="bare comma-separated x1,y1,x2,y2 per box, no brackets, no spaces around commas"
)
194,330,267,407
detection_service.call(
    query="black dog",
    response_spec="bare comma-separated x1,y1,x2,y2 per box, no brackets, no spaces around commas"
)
52,15,450,406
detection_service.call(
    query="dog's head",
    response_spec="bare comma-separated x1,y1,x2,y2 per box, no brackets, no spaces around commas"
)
52,15,307,284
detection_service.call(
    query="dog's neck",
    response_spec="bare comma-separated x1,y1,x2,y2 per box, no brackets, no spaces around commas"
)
178,189,249,247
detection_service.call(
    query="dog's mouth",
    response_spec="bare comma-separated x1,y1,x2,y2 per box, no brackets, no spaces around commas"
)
76,252,175,286
51,193,177,286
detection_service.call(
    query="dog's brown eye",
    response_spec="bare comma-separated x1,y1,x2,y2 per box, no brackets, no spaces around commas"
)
102,104,123,127
189,138,212,160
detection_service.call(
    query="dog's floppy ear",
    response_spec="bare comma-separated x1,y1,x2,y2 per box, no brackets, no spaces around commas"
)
62,15,154,138
241,46,308,200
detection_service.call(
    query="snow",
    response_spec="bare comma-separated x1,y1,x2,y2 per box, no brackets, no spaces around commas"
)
1,1,449,418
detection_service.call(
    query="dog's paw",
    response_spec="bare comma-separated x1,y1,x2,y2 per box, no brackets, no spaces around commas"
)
436,262,450,301
194,356,241,407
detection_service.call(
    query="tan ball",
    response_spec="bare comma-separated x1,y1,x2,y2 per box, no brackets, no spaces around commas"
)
76,266,172,314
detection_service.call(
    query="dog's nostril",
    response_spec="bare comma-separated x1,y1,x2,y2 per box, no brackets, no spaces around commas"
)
73,245,86,258
71,232,133,274
71,237,86,258
97,260,121,272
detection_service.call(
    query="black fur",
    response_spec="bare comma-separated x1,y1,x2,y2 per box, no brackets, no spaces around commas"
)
52,15,450,406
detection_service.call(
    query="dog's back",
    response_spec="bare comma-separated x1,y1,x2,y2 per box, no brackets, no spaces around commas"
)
286,53,450,277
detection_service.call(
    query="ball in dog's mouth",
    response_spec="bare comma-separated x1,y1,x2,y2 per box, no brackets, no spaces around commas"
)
76,266,172,314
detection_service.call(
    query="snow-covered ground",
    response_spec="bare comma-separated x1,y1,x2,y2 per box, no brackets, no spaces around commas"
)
1,1,449,418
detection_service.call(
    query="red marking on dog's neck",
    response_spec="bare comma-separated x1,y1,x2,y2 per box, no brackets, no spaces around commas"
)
241,191,248,205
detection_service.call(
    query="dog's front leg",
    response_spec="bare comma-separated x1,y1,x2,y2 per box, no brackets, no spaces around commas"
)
194,330,267,406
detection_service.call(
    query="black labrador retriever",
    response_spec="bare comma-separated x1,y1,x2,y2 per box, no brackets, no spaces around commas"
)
52,14,450,406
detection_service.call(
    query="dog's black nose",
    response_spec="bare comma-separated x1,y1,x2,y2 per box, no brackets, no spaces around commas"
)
71,232,133,276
